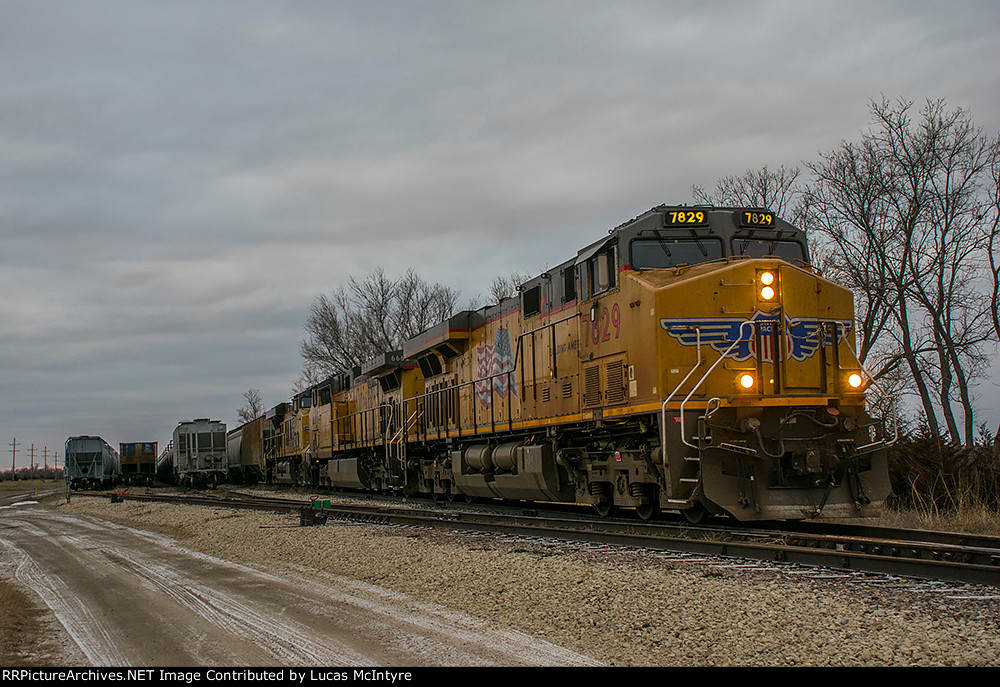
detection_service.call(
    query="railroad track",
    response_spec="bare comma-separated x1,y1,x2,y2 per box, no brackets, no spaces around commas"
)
109,488,1000,587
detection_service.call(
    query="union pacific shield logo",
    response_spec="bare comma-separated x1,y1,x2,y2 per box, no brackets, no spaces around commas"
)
659,311,852,362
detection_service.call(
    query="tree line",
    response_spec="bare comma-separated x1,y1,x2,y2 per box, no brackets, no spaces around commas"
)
698,98,999,448
1,466,64,482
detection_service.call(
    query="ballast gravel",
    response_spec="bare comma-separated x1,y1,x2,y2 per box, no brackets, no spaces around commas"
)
53,494,1000,667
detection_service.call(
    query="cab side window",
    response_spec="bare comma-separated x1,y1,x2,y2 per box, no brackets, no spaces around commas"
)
584,245,617,299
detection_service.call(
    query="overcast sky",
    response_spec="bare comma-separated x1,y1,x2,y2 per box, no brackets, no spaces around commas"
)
3,1,999,470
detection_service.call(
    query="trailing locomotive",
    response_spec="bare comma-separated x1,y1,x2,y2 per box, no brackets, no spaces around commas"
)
239,205,893,522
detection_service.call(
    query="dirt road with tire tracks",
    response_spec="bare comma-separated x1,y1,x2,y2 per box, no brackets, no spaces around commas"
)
0,500,600,667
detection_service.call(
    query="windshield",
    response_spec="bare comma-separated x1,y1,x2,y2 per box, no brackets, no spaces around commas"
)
731,238,806,262
630,237,723,268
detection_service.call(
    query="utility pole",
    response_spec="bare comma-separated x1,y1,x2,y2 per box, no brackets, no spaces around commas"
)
29,444,36,479
9,438,19,481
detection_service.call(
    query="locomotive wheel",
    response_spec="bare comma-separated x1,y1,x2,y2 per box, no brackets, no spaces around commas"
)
635,500,660,521
594,500,616,518
683,503,710,524
591,482,615,517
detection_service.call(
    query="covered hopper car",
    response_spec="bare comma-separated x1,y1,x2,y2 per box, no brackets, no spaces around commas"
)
172,419,228,487
226,416,266,484
65,436,120,490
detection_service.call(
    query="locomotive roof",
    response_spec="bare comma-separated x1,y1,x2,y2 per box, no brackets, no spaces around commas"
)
297,204,807,398
569,205,802,271
360,350,407,377
612,204,802,241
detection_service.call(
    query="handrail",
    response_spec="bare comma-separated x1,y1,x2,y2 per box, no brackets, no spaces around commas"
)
333,365,517,447
397,408,421,441
382,401,396,473
660,328,702,472
334,312,582,447
680,320,756,449
384,401,395,442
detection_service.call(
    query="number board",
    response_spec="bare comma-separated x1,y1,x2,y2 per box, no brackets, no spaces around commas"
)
737,209,776,227
664,209,708,227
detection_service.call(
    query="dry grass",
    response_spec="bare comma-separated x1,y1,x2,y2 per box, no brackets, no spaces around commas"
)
882,435,1000,534
0,478,64,495
877,505,1000,535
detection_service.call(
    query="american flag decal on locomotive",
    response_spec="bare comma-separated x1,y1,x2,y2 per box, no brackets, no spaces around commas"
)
659,310,853,363
476,327,519,407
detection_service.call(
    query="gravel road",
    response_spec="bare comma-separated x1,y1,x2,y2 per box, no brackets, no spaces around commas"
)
6,492,1000,666
1,499,597,667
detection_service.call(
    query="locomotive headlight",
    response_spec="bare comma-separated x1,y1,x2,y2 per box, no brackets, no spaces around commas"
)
739,374,755,389
848,373,864,389
758,271,777,301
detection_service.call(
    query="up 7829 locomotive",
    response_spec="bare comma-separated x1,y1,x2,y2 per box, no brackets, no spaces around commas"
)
254,205,893,522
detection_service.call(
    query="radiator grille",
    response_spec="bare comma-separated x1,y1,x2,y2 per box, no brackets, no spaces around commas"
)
606,361,626,405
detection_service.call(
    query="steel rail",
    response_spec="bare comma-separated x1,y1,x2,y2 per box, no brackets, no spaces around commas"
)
115,491,1000,587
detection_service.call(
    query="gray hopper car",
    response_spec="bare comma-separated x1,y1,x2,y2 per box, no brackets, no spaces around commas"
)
66,436,120,490
172,419,228,487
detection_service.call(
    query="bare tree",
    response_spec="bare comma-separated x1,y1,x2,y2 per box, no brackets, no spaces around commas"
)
988,149,1000,344
300,268,461,379
394,268,462,340
800,125,907,376
292,363,325,395
692,164,803,221
805,97,1000,445
489,272,531,304
237,388,264,425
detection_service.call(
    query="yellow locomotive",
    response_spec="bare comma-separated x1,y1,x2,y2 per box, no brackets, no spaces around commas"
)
262,205,892,521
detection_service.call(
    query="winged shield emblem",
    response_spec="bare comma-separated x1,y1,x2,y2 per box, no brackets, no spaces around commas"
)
659,310,853,363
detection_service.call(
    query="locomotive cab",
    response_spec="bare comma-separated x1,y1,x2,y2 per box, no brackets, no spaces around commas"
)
608,206,892,520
